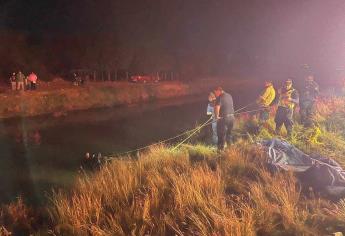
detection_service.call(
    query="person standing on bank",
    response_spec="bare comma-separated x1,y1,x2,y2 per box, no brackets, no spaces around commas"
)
300,75,319,127
28,72,38,90
214,87,235,151
274,79,299,137
10,72,16,91
16,71,25,91
206,92,218,145
256,81,276,124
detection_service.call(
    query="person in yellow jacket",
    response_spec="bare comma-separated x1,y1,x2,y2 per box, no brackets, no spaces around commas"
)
274,79,299,136
256,81,276,122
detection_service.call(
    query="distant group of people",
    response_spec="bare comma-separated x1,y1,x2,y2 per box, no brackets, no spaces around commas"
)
207,75,320,151
9,71,38,91
73,73,86,86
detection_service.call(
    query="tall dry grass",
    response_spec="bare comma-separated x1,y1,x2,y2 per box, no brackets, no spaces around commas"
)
0,197,44,236
49,143,344,235
50,146,254,235
3,95,345,235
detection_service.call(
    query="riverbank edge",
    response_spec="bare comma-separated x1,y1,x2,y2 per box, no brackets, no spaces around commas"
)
0,79,255,119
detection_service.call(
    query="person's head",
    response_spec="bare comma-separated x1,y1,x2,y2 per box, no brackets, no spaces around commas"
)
213,86,223,97
265,81,273,87
285,79,293,90
12,72,15,76
208,92,216,102
306,75,314,82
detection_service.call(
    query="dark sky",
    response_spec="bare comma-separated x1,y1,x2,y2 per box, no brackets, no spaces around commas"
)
1,0,345,80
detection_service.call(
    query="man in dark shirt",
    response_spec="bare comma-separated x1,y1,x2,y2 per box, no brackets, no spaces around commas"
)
214,87,235,151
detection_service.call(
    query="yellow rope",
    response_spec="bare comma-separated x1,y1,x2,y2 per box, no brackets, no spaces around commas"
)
106,102,265,159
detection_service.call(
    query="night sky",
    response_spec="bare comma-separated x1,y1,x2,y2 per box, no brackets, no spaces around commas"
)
1,0,345,80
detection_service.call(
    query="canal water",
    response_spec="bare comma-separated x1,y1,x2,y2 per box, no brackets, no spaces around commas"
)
0,88,258,205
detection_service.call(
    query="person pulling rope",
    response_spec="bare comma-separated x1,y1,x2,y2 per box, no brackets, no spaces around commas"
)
104,100,265,160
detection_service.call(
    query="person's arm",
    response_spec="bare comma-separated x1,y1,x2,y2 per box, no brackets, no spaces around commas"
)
257,89,265,104
261,88,269,100
290,90,299,105
214,96,221,119
214,105,220,119
206,103,213,115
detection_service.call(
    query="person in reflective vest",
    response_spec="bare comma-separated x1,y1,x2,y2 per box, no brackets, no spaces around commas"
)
256,81,276,123
300,75,319,127
274,79,299,136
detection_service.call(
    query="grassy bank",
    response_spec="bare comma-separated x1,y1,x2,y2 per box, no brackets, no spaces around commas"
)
48,143,345,235
0,81,189,119
0,78,255,119
2,96,345,235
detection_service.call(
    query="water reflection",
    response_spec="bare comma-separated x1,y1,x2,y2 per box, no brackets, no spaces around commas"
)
14,129,41,146
0,88,259,205
0,97,207,205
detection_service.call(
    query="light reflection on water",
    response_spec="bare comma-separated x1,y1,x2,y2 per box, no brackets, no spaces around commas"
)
0,89,257,205
0,97,207,205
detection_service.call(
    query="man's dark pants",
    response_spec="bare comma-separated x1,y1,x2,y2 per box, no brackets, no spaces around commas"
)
31,82,37,90
300,100,315,127
217,115,234,150
275,106,294,135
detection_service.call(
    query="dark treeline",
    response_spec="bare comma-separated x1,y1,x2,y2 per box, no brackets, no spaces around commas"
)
1,0,345,81
0,29,238,81
0,0,246,81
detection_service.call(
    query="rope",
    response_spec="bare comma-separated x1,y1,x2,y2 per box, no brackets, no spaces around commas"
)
172,117,214,150
235,107,266,115
105,102,266,159
171,107,266,148
106,116,213,159
234,101,256,113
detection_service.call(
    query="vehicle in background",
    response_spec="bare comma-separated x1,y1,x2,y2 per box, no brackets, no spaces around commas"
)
129,75,160,83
